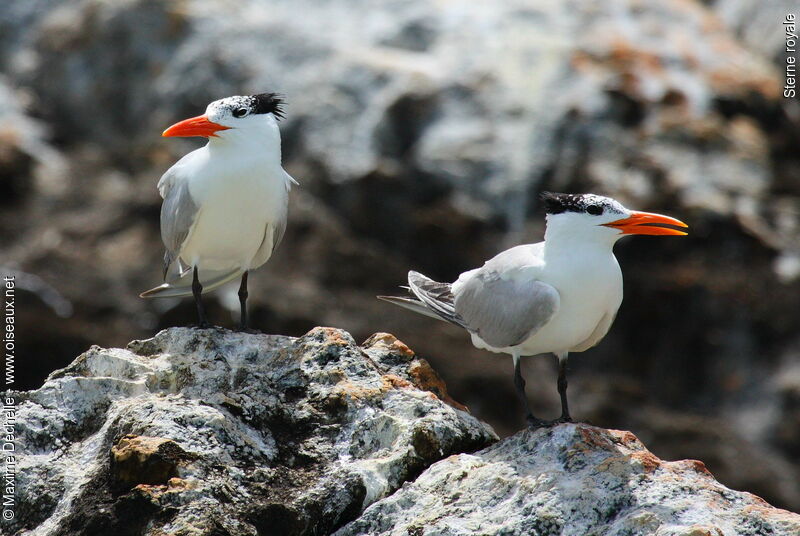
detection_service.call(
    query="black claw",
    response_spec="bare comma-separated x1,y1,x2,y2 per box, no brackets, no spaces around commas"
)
527,415,574,429
526,415,549,428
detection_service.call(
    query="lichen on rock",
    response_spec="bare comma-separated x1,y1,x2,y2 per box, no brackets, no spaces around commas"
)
11,327,497,536
11,327,800,535
110,435,194,491
336,424,800,536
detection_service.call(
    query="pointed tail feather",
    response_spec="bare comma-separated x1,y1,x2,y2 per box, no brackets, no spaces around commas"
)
140,268,243,299
406,271,468,329
377,295,448,322
378,270,469,329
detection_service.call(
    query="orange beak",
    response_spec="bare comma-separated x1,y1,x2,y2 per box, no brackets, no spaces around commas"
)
162,114,230,138
603,211,688,236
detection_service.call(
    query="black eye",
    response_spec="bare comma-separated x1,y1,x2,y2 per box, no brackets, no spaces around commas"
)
586,205,603,216
232,107,249,118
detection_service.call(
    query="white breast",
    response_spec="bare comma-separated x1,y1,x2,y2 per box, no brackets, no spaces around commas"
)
476,249,623,357
180,148,288,272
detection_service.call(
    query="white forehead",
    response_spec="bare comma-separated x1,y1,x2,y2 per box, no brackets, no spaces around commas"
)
583,194,626,214
207,96,251,113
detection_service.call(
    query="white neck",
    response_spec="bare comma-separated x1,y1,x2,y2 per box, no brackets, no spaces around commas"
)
206,124,282,165
543,214,620,263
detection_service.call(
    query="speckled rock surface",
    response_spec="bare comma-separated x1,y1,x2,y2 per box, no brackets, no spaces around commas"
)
10,327,496,536
711,0,799,65
0,76,65,209
337,423,800,536
3,0,800,514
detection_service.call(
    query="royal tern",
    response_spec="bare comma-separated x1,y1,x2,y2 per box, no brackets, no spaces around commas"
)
140,93,297,330
380,192,688,427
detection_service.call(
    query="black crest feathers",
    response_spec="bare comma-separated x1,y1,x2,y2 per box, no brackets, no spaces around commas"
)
250,93,285,120
540,192,588,214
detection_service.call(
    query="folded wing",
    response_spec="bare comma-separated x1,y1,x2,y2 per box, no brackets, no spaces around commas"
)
141,160,238,299
380,243,560,349
454,269,559,348
454,244,559,347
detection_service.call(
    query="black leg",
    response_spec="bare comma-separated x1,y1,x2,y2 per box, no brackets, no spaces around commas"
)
238,271,248,331
556,352,572,422
514,355,547,428
192,266,210,328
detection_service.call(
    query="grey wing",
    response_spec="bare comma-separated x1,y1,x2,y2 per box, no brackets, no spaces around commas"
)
272,169,295,250
250,171,293,268
249,220,282,269
159,172,198,278
270,215,287,255
454,269,560,349
250,211,288,269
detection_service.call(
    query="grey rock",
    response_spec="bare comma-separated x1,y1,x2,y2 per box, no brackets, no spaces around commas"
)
711,0,799,66
337,423,800,536
0,76,65,205
2,0,788,221
4,0,797,279
2,0,800,514
10,327,496,535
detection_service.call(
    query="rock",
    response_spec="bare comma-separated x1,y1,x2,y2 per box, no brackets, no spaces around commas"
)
578,388,800,512
361,332,467,411
110,435,194,491
15,328,798,535
337,423,800,536
6,0,793,227
11,327,496,535
773,357,800,459
711,0,799,65
2,0,800,514
0,76,64,206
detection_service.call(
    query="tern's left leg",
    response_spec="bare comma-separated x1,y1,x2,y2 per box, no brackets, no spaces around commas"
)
192,266,210,329
513,353,549,427
556,351,572,422
237,271,249,331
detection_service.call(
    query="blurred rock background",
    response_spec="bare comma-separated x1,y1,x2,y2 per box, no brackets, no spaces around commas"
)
1,0,799,512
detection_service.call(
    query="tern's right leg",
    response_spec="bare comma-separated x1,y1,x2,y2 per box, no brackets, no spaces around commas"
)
192,266,210,328
237,271,249,331
513,353,548,428
556,352,572,423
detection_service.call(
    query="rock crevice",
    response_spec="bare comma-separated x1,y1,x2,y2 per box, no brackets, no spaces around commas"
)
11,327,800,536
338,425,800,536
12,327,496,536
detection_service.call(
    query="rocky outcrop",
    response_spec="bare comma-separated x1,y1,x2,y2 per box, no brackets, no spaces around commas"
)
2,0,800,513
11,327,496,535
711,0,799,65
338,424,800,536
0,78,65,210
12,328,800,535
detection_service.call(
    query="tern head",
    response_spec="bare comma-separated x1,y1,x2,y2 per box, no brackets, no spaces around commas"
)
541,192,688,245
162,93,285,140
